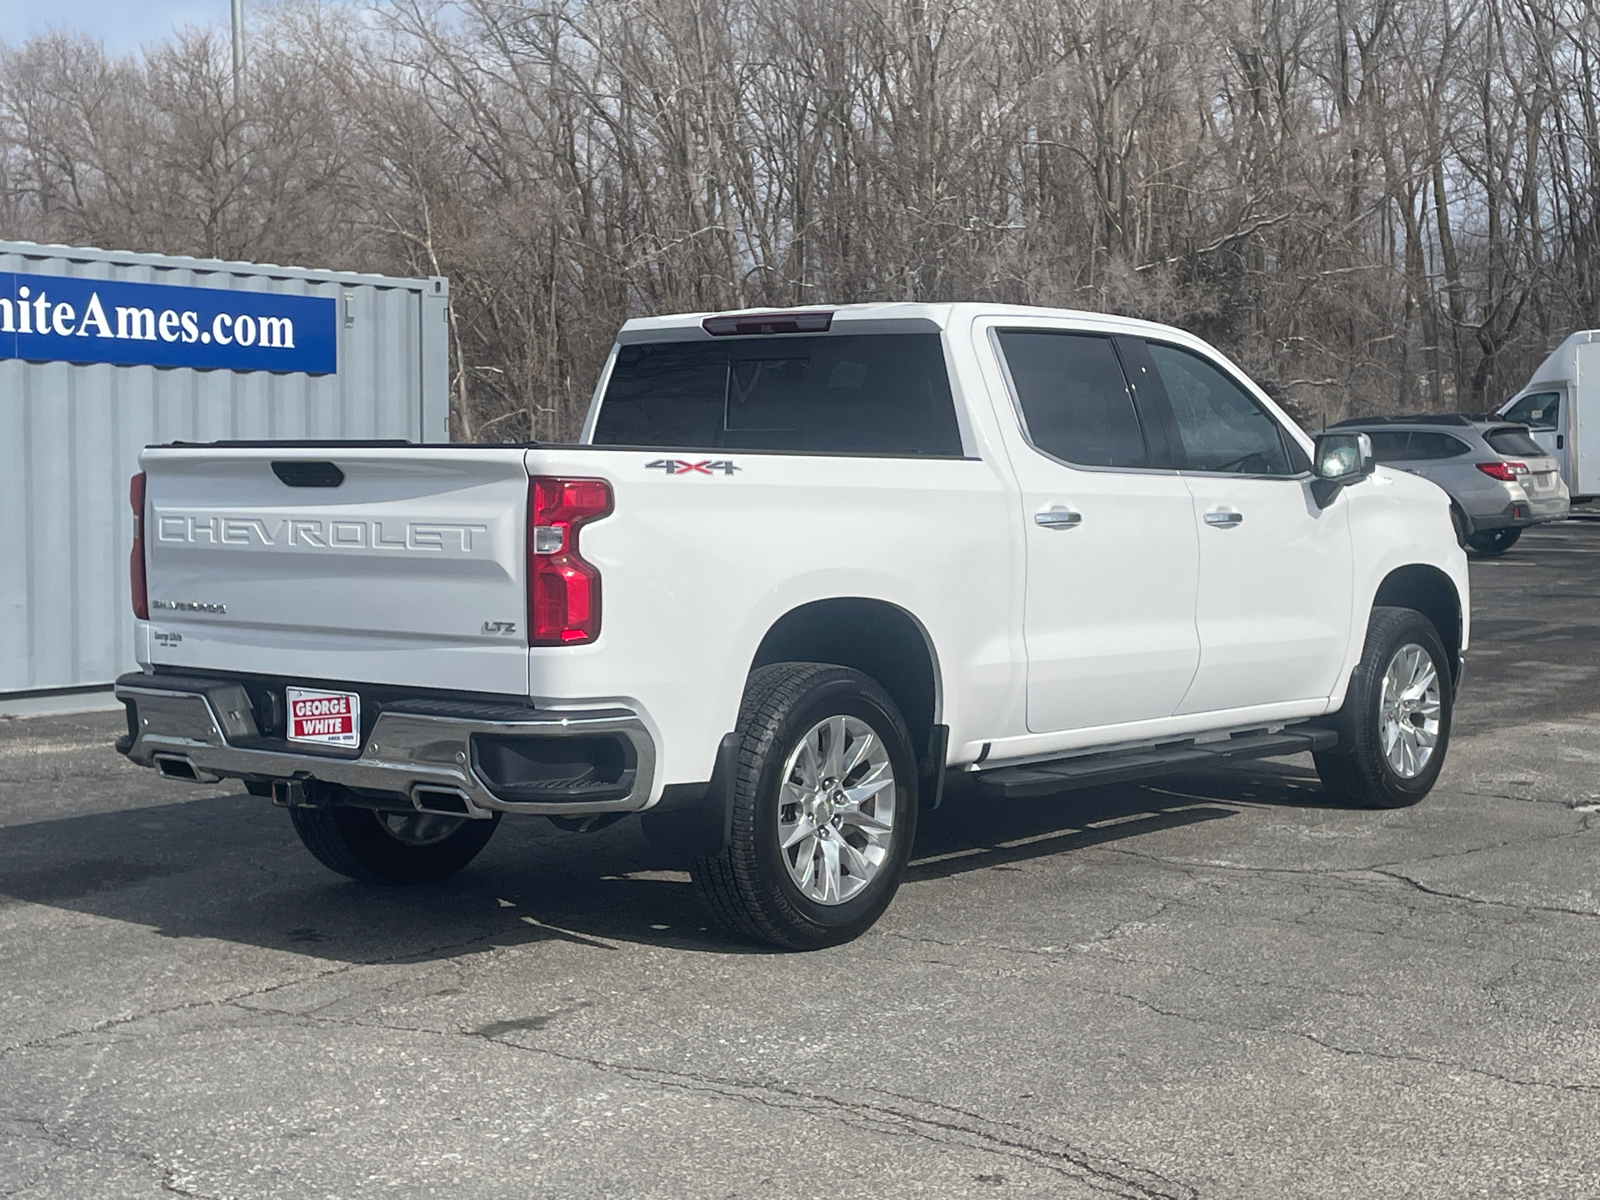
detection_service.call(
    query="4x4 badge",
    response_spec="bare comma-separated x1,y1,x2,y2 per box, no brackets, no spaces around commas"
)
646,459,739,476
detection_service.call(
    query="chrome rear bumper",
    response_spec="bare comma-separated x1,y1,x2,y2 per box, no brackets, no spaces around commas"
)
114,672,656,818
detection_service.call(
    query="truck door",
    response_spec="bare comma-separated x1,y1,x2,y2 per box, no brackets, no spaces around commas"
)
1130,338,1355,714
1499,388,1566,476
984,325,1201,733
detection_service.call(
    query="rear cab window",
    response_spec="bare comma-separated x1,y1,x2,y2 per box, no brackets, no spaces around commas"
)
592,332,963,456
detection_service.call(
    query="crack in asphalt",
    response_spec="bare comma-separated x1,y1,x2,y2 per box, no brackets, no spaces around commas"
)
873,928,1599,1096
1104,989,1600,1097
882,925,1392,1005
0,1116,71,1197
0,1113,224,1200
0,925,536,1059
1365,867,1600,920
1094,825,1600,924
159,1166,226,1200
240,1006,1197,1200
880,896,1183,963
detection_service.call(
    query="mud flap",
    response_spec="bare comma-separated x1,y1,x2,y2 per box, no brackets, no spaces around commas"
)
919,724,949,810
640,732,740,858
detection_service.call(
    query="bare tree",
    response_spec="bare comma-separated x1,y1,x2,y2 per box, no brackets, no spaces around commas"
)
2,0,1596,436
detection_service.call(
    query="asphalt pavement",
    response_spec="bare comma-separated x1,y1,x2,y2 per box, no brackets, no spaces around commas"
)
3,520,1599,1199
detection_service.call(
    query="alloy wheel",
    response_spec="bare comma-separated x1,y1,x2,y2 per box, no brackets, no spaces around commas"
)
776,715,897,905
1379,642,1441,779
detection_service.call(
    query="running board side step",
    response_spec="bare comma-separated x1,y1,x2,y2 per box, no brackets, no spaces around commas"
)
974,728,1338,799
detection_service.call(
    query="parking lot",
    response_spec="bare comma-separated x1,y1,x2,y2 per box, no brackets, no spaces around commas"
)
3,520,1598,1200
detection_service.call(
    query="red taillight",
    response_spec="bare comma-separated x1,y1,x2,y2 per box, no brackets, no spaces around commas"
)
129,471,149,619
527,476,613,645
1475,461,1528,482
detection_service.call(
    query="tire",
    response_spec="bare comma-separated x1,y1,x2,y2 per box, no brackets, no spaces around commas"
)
1449,503,1469,548
691,663,919,950
1466,526,1521,556
1314,607,1452,809
290,804,502,883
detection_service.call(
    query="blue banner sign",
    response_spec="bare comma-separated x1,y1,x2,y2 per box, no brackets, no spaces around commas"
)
0,272,336,374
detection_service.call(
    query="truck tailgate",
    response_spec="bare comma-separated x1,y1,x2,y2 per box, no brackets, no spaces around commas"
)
140,446,531,694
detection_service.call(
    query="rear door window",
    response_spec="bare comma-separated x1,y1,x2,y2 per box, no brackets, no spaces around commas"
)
1502,391,1561,430
995,331,1148,468
1365,431,1415,463
592,333,963,456
1145,343,1293,475
1484,427,1548,458
1409,432,1472,460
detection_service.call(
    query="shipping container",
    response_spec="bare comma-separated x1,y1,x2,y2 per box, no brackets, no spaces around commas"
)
0,239,450,701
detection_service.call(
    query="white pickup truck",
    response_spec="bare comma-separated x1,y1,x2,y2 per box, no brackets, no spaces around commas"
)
117,303,1468,948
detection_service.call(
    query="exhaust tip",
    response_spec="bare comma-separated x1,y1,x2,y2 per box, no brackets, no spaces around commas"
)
412,787,475,817
154,754,220,784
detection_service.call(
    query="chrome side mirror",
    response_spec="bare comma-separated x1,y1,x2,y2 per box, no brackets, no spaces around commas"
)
1311,431,1374,507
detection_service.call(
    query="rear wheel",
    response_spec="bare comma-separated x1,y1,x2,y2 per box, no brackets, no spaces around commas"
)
691,663,918,950
1314,607,1452,808
290,804,501,883
1466,526,1521,556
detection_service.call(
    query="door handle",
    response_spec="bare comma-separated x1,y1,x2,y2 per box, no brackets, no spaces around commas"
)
1204,508,1244,527
1557,434,1565,450
1034,507,1083,530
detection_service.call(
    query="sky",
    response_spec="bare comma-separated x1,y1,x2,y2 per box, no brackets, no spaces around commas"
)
0,0,239,54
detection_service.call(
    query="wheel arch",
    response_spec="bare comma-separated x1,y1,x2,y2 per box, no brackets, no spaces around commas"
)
749,597,943,770
1372,564,1463,687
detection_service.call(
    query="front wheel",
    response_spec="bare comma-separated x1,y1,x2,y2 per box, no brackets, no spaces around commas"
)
1314,607,1452,808
290,804,502,883
1466,526,1521,556
691,663,918,950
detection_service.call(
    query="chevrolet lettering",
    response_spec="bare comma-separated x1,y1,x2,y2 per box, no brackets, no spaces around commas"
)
117,303,1470,951
155,515,491,554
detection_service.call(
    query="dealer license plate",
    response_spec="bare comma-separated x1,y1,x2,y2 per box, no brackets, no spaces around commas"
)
286,687,361,748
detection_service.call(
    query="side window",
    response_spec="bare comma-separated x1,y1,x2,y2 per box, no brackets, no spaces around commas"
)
1366,431,1415,463
996,331,1148,468
1146,343,1293,475
1411,433,1472,460
1502,391,1561,430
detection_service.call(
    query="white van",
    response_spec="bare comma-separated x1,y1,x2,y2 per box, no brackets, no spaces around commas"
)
1499,330,1600,500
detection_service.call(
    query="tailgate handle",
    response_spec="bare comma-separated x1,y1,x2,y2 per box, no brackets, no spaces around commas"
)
272,461,345,488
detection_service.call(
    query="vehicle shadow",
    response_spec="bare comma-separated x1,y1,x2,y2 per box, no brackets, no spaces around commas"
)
0,755,1347,960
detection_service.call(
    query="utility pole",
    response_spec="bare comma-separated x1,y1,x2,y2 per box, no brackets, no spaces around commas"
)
231,0,245,106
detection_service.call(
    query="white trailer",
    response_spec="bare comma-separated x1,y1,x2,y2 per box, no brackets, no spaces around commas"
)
1499,330,1600,500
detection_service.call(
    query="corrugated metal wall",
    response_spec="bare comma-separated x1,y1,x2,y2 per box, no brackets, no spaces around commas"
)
0,240,450,696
